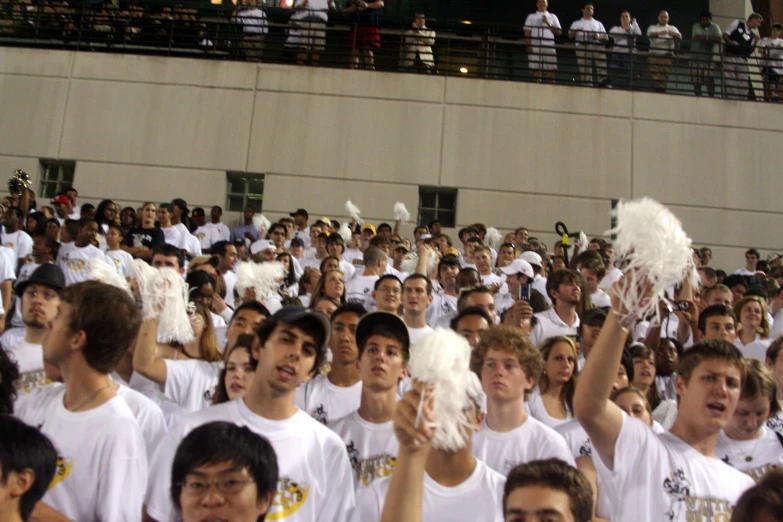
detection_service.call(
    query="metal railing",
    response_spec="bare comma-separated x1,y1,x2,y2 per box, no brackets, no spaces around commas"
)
1,0,779,102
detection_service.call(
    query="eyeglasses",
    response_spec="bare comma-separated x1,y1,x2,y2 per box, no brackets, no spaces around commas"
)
23,288,59,301
179,476,254,496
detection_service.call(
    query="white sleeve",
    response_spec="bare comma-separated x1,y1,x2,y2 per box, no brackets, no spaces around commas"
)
145,423,185,522
530,319,543,346
631,20,641,35
551,14,561,30
671,25,682,38
163,359,206,408
598,22,606,34
524,14,535,29
319,439,356,522
0,252,15,282
350,483,382,522
97,419,148,522
608,413,659,475
724,19,740,35
18,233,33,258
135,401,168,458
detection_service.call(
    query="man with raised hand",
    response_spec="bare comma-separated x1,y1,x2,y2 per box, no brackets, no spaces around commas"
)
144,306,354,522
574,274,754,521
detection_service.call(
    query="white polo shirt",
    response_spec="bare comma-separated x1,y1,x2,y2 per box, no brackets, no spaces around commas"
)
530,308,580,346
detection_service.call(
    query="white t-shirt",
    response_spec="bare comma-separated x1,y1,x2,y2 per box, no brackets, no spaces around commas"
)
758,37,783,73
15,384,148,522
163,359,223,414
351,458,505,522
527,387,572,429
715,427,783,482
530,308,580,347
733,335,771,361
329,410,399,489
345,274,379,310
294,373,362,425
0,327,25,352
205,222,231,242
591,289,611,307
223,269,237,307
0,246,16,285
114,381,167,459
193,225,218,250
104,249,134,278
569,18,607,44
524,11,561,48
480,272,508,294
2,229,33,261
556,419,594,458
532,274,551,305
647,23,682,54
181,233,203,257
7,340,46,394
160,225,181,247
427,291,458,327
600,414,755,522
145,399,355,522
599,267,623,289
407,325,435,345
56,243,108,286
472,416,575,475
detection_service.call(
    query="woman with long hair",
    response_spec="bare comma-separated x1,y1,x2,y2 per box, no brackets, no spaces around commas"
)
276,252,299,295
716,359,783,482
121,202,164,260
212,335,257,405
311,269,346,304
528,335,579,429
734,295,771,359
25,211,47,236
95,199,117,235
628,343,677,429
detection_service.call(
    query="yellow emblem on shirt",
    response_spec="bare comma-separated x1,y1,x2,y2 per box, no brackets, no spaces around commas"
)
356,454,397,487
65,259,86,271
49,456,74,489
267,477,309,520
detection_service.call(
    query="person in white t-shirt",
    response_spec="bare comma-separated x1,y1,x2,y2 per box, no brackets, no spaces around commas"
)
329,311,410,489
568,3,610,86
56,219,107,286
170,421,279,522
7,264,64,396
206,206,231,243
346,246,387,310
495,258,535,318
472,326,575,475
212,240,238,308
574,274,755,522
358,376,505,522
0,240,15,325
403,274,435,344
157,203,182,247
502,459,594,522
295,303,366,424
530,269,582,346
422,248,459,326
372,274,403,315
758,23,783,101
578,258,611,308
733,295,771,360
474,246,507,294
452,306,492,349
0,416,59,522
764,338,783,433
103,224,134,278
144,306,355,522
15,281,147,522
528,336,578,429
290,208,311,249
2,207,33,270
192,207,218,253
715,359,783,482
646,10,682,92
524,0,563,82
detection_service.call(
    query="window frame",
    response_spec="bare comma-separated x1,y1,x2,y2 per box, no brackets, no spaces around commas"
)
226,171,265,213
418,185,458,227
38,160,76,200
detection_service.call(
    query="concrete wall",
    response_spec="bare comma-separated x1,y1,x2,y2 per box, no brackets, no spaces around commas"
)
1,46,781,271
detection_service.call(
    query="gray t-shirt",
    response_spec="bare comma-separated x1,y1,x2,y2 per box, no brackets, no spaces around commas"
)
691,21,722,59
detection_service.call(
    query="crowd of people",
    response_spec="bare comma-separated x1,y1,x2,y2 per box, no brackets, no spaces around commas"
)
5,0,782,98
1,184,783,521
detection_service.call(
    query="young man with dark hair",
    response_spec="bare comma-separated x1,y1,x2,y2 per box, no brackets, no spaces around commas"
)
496,258,536,318
212,240,238,308
574,276,754,521
579,257,610,307
7,264,64,395
2,206,33,269
698,304,738,343
736,248,761,276
151,243,185,274
145,306,354,522
455,285,498,327
452,306,493,349
171,421,278,522
723,14,763,100
531,269,581,346
0,414,58,522
329,312,410,489
295,303,367,424
472,326,574,475
15,281,147,521
402,274,434,343
346,247,387,310
231,205,261,245
503,459,594,522
372,274,403,315
576,306,607,369
56,218,107,286
206,206,231,243
290,208,311,248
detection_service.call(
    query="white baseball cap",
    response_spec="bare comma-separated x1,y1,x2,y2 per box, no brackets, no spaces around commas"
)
250,239,276,255
519,251,543,267
499,259,534,279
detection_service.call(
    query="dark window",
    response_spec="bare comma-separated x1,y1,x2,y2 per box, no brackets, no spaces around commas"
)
418,186,457,227
226,172,264,212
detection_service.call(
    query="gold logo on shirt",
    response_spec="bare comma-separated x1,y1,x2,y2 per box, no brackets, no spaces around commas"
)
267,477,309,520
355,454,397,487
49,456,74,489
65,259,86,271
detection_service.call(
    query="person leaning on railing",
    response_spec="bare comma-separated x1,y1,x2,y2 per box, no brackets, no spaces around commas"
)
690,11,722,98
290,0,336,66
608,10,641,89
235,0,268,62
646,10,681,93
722,13,763,100
568,3,610,88
757,23,783,102
400,12,435,73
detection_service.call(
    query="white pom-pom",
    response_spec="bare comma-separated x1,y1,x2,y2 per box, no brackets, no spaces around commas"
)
408,329,480,451
345,200,363,224
88,258,132,296
606,198,699,324
144,268,194,345
338,222,353,242
252,214,272,236
393,202,410,223
484,227,502,250
575,231,589,256
235,261,286,303
400,253,418,274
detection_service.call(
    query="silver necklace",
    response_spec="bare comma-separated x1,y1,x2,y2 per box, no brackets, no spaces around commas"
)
67,382,112,412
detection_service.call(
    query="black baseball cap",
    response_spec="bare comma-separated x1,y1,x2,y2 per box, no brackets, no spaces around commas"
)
290,237,305,247
171,198,189,216
273,306,331,352
356,312,410,353
290,208,309,219
192,207,205,217
15,264,65,297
